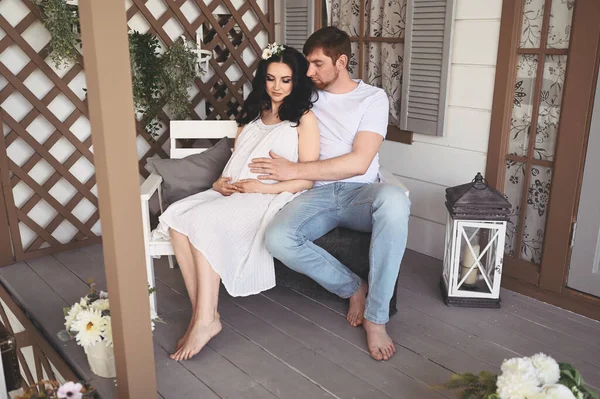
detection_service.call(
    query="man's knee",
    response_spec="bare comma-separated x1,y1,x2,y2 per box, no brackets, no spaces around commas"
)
373,184,411,221
265,221,295,259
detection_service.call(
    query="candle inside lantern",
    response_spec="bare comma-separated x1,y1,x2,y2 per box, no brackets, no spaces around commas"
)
462,244,480,286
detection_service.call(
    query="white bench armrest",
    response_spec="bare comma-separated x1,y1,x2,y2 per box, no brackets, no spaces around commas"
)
379,167,410,198
141,173,163,201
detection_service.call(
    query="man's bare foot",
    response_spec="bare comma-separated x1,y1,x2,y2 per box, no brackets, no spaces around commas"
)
177,311,220,350
347,281,368,327
171,317,222,361
363,319,395,361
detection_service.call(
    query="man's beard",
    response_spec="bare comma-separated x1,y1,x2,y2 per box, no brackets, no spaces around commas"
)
314,70,339,90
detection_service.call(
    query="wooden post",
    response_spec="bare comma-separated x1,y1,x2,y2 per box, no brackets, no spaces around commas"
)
77,1,157,397
0,110,15,267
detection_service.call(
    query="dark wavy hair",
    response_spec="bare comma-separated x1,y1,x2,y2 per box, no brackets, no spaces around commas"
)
236,46,316,127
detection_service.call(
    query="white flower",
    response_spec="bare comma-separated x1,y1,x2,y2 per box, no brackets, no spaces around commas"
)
65,303,83,331
531,353,560,385
79,297,88,307
101,316,113,347
497,357,541,399
90,298,110,312
180,35,188,49
72,309,104,348
99,291,108,299
529,384,577,399
57,381,83,399
262,48,272,60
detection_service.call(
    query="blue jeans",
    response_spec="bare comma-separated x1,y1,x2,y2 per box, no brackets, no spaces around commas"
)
265,182,411,324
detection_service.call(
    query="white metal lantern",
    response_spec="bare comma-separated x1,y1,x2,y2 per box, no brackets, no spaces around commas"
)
440,173,512,308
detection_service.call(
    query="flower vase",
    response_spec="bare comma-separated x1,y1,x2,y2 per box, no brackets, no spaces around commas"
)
84,342,116,378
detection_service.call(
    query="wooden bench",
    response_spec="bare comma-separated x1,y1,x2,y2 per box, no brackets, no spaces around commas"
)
140,120,409,315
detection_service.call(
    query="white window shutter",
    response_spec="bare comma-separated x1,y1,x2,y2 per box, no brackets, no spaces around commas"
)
400,0,456,136
283,0,315,52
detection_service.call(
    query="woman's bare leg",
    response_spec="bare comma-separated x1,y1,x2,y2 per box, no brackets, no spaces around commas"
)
169,229,198,348
171,247,222,361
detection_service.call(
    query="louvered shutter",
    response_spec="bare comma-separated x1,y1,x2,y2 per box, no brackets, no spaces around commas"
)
283,0,315,52
400,0,456,136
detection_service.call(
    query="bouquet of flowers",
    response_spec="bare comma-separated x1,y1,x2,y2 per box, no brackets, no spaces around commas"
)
442,353,598,399
15,380,96,399
58,280,161,349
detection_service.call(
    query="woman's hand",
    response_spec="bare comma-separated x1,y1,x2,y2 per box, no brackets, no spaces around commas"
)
232,179,272,194
213,176,238,196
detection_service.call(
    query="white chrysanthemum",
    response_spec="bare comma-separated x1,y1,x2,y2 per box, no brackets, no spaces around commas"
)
531,353,560,385
497,357,541,399
57,381,83,399
79,297,88,307
529,384,577,399
65,303,83,331
72,309,104,348
101,316,113,347
262,48,272,60
90,298,110,312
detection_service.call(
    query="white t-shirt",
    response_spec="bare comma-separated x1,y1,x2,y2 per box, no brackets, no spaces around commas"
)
312,80,389,186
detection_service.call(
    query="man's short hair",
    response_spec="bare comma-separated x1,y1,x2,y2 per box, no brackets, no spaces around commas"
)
303,26,352,67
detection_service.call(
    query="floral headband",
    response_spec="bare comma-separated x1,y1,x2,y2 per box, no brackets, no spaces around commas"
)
262,42,285,60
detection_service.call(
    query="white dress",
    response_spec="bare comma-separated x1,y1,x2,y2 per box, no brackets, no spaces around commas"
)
152,119,300,297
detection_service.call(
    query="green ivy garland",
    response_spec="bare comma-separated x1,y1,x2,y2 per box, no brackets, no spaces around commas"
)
128,31,164,135
34,0,80,68
34,0,201,138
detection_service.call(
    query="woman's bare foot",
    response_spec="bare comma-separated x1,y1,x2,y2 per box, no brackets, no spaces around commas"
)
177,311,220,350
171,317,222,361
347,281,368,327
363,319,395,361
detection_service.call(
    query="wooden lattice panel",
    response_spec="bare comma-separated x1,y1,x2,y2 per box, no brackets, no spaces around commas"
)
0,0,274,262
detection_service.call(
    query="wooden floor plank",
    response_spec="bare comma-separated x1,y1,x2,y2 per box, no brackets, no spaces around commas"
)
5,245,598,398
26,255,89,306
53,248,108,291
503,287,600,332
498,292,600,346
154,308,285,399
398,253,600,370
211,325,335,399
153,343,221,399
395,287,600,390
262,287,455,397
218,295,391,399
227,292,445,399
290,280,501,376
154,281,190,316
156,307,334,399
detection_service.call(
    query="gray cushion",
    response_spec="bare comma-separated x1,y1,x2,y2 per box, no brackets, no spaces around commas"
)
145,137,232,204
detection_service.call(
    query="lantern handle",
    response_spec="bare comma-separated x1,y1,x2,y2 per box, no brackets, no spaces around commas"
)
472,172,489,190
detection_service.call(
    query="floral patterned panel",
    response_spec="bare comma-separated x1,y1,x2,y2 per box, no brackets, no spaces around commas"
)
510,54,539,157
547,0,574,49
365,42,403,125
504,161,526,257
348,41,360,78
331,0,361,36
522,166,553,263
520,0,545,48
364,0,406,38
534,55,567,161
331,0,407,126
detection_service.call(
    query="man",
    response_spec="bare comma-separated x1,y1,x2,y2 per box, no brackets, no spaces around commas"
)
252,26,411,361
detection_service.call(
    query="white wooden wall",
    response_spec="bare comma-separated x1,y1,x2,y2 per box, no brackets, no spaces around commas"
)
381,0,502,259
275,1,502,260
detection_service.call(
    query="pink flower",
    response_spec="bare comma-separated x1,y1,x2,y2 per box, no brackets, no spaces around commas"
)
57,382,83,399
